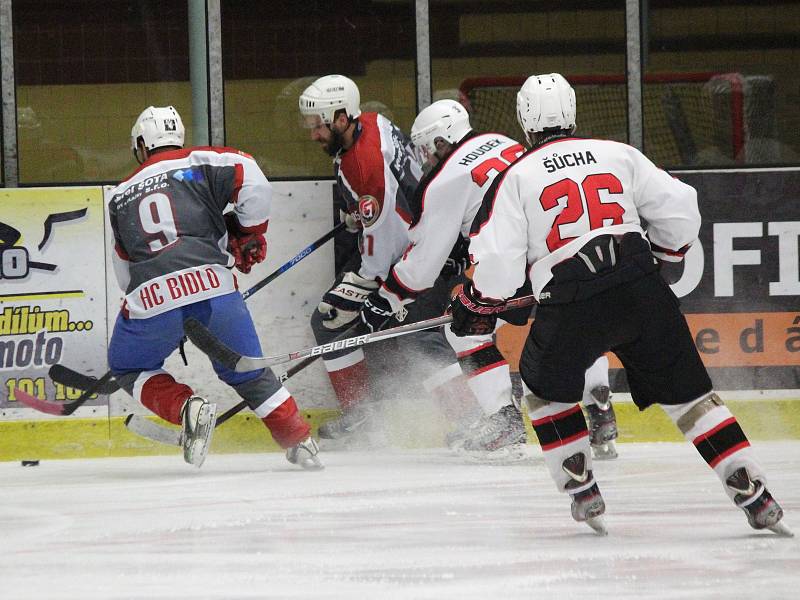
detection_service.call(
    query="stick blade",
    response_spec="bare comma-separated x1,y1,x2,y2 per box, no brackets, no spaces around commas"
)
15,388,69,416
49,364,120,394
124,414,181,446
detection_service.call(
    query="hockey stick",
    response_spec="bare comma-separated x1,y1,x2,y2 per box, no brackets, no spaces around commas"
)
184,293,538,373
125,323,361,445
15,371,115,416
18,222,346,417
242,221,345,300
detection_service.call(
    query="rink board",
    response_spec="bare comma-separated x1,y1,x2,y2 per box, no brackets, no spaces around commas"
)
1,399,799,462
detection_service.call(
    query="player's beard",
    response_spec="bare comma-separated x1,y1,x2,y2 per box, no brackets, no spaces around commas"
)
324,127,345,157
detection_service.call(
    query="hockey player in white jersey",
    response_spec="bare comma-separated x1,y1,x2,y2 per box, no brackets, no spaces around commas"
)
359,99,618,458
107,106,322,470
450,73,790,536
300,75,469,440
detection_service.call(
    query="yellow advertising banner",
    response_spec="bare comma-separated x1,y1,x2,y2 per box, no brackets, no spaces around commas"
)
0,187,108,411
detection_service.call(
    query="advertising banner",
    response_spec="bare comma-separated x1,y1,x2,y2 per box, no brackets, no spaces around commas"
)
498,169,800,392
0,187,108,412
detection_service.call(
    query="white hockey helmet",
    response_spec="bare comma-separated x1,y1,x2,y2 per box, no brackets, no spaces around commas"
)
130,106,185,154
298,74,361,126
411,99,472,157
516,73,576,144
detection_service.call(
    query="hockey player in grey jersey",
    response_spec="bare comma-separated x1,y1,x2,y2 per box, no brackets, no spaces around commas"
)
451,73,790,536
107,106,322,470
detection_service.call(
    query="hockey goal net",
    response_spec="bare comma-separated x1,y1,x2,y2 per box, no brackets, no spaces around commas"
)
459,73,752,167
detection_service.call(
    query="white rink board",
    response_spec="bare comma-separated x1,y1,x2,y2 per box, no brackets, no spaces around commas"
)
0,442,798,599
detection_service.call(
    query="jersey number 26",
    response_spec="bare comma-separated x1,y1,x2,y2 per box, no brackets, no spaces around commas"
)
540,174,625,251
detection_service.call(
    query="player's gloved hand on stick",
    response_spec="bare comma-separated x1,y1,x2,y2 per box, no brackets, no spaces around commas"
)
318,272,378,329
449,280,501,337
359,292,396,333
225,212,267,274
339,208,361,233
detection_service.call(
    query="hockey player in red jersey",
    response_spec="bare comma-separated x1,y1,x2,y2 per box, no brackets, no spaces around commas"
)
358,99,618,458
300,75,468,440
450,74,791,536
107,106,322,470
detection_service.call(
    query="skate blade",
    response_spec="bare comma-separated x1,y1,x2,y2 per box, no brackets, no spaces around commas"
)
768,521,794,537
456,443,531,464
592,441,618,460
186,403,218,468
586,515,608,536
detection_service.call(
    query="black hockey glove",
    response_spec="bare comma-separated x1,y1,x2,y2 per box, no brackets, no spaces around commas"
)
440,235,470,279
359,292,396,333
449,280,501,337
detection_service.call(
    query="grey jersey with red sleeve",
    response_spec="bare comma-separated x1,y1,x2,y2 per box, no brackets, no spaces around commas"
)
108,146,271,318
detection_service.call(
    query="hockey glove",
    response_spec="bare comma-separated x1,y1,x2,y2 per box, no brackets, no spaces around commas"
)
449,280,501,337
359,292,396,333
440,235,470,279
318,272,378,330
225,213,267,274
339,208,361,233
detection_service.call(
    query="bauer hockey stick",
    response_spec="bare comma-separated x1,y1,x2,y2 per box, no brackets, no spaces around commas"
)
183,293,538,373
17,222,347,417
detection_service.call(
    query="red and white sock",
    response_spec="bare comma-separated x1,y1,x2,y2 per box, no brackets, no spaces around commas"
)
133,369,193,425
323,350,370,411
251,386,310,449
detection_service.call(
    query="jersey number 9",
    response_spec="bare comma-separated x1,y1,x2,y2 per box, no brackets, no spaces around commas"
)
139,193,179,253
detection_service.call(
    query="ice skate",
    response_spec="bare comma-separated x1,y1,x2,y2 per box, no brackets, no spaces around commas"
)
585,386,618,460
318,403,371,440
462,404,527,452
726,467,793,537
451,404,528,462
563,452,608,536
286,436,324,471
180,396,218,468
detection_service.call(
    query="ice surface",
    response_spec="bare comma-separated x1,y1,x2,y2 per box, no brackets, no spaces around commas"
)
1,442,798,599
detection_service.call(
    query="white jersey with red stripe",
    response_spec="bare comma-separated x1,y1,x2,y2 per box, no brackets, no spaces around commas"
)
469,136,701,301
108,146,271,318
334,112,422,281
380,132,524,310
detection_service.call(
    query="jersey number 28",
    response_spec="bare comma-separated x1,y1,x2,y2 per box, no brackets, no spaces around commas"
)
540,174,625,251
470,144,525,186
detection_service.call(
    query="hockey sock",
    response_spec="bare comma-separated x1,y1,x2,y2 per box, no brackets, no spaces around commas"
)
323,352,370,410
662,392,766,501
253,389,310,448
526,395,594,494
457,341,512,415
420,361,479,422
134,370,193,425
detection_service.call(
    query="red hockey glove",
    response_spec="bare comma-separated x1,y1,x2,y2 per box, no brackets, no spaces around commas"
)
449,280,501,337
225,213,267,274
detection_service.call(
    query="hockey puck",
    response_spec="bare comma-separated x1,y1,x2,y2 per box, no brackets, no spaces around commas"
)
21,460,40,467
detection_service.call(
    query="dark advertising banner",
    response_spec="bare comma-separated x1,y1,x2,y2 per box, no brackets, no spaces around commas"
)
499,169,800,392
